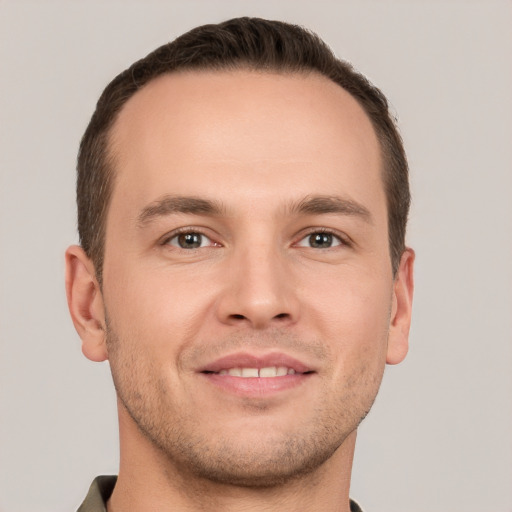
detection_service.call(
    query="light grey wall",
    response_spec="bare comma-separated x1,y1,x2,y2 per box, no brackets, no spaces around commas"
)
0,1,511,511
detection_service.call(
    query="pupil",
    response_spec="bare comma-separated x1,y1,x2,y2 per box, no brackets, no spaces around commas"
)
178,233,201,248
310,233,332,248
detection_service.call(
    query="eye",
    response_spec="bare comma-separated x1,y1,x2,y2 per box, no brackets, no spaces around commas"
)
166,231,214,249
296,231,343,249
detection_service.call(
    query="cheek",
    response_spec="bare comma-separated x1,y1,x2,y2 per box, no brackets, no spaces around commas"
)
318,284,390,413
103,263,216,352
308,267,392,331
305,268,392,368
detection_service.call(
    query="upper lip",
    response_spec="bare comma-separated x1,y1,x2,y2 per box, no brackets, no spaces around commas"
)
198,352,314,374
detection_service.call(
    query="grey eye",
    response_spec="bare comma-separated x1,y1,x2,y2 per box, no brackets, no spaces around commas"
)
168,232,210,249
297,232,342,249
309,233,333,248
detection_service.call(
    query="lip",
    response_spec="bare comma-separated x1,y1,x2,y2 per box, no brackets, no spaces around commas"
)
197,352,315,398
198,352,313,374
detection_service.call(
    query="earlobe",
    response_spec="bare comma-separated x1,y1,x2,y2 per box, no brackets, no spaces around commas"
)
386,248,415,365
65,245,108,362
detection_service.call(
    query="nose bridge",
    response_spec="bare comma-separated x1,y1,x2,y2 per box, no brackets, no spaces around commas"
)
217,233,298,328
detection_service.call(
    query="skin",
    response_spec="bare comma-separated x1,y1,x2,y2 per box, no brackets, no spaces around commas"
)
66,70,414,512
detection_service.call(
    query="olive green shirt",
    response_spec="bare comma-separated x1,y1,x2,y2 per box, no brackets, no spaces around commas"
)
77,475,364,511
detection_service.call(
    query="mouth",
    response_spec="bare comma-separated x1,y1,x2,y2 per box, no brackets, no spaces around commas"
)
204,366,305,378
197,353,315,397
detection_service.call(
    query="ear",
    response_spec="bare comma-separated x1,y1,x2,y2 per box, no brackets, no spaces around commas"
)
65,245,108,362
386,248,415,365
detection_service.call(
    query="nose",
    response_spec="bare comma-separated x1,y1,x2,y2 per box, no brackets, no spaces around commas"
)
215,244,300,329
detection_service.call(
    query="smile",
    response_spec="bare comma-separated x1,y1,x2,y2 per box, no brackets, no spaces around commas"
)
198,353,315,397
198,352,314,375
207,367,300,378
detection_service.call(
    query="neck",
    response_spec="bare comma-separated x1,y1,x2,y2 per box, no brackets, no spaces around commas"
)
109,401,356,512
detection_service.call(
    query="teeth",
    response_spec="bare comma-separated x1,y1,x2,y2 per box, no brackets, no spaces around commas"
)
219,366,297,378
241,368,259,378
259,366,277,378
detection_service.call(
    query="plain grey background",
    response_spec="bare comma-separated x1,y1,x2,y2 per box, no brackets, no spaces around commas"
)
1,1,511,511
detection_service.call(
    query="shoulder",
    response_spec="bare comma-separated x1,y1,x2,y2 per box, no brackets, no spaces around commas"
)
350,498,365,512
77,475,117,512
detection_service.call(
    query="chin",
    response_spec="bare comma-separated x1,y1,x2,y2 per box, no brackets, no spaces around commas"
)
132,411,355,489
167,434,345,488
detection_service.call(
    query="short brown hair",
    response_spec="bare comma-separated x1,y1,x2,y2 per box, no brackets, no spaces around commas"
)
77,17,410,283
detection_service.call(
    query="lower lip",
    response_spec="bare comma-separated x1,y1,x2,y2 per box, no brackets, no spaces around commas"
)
200,373,313,397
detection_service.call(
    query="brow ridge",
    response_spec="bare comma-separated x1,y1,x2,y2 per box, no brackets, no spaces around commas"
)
137,195,225,226
290,195,372,223
137,193,372,227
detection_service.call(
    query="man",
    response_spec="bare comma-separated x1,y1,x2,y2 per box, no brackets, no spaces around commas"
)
66,17,414,512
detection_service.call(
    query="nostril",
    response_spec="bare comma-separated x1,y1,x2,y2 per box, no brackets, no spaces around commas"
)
223,311,293,327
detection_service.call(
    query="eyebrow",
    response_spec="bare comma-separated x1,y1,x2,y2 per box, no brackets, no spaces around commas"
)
137,195,225,226
290,195,373,223
137,193,372,227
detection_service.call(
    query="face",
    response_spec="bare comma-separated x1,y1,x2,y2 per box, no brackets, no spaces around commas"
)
75,70,413,486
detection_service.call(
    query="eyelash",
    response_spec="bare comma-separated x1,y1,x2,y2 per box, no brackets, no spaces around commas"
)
160,227,351,250
295,228,350,249
161,227,218,249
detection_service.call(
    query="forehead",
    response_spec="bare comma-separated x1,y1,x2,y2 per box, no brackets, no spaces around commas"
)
108,69,384,219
